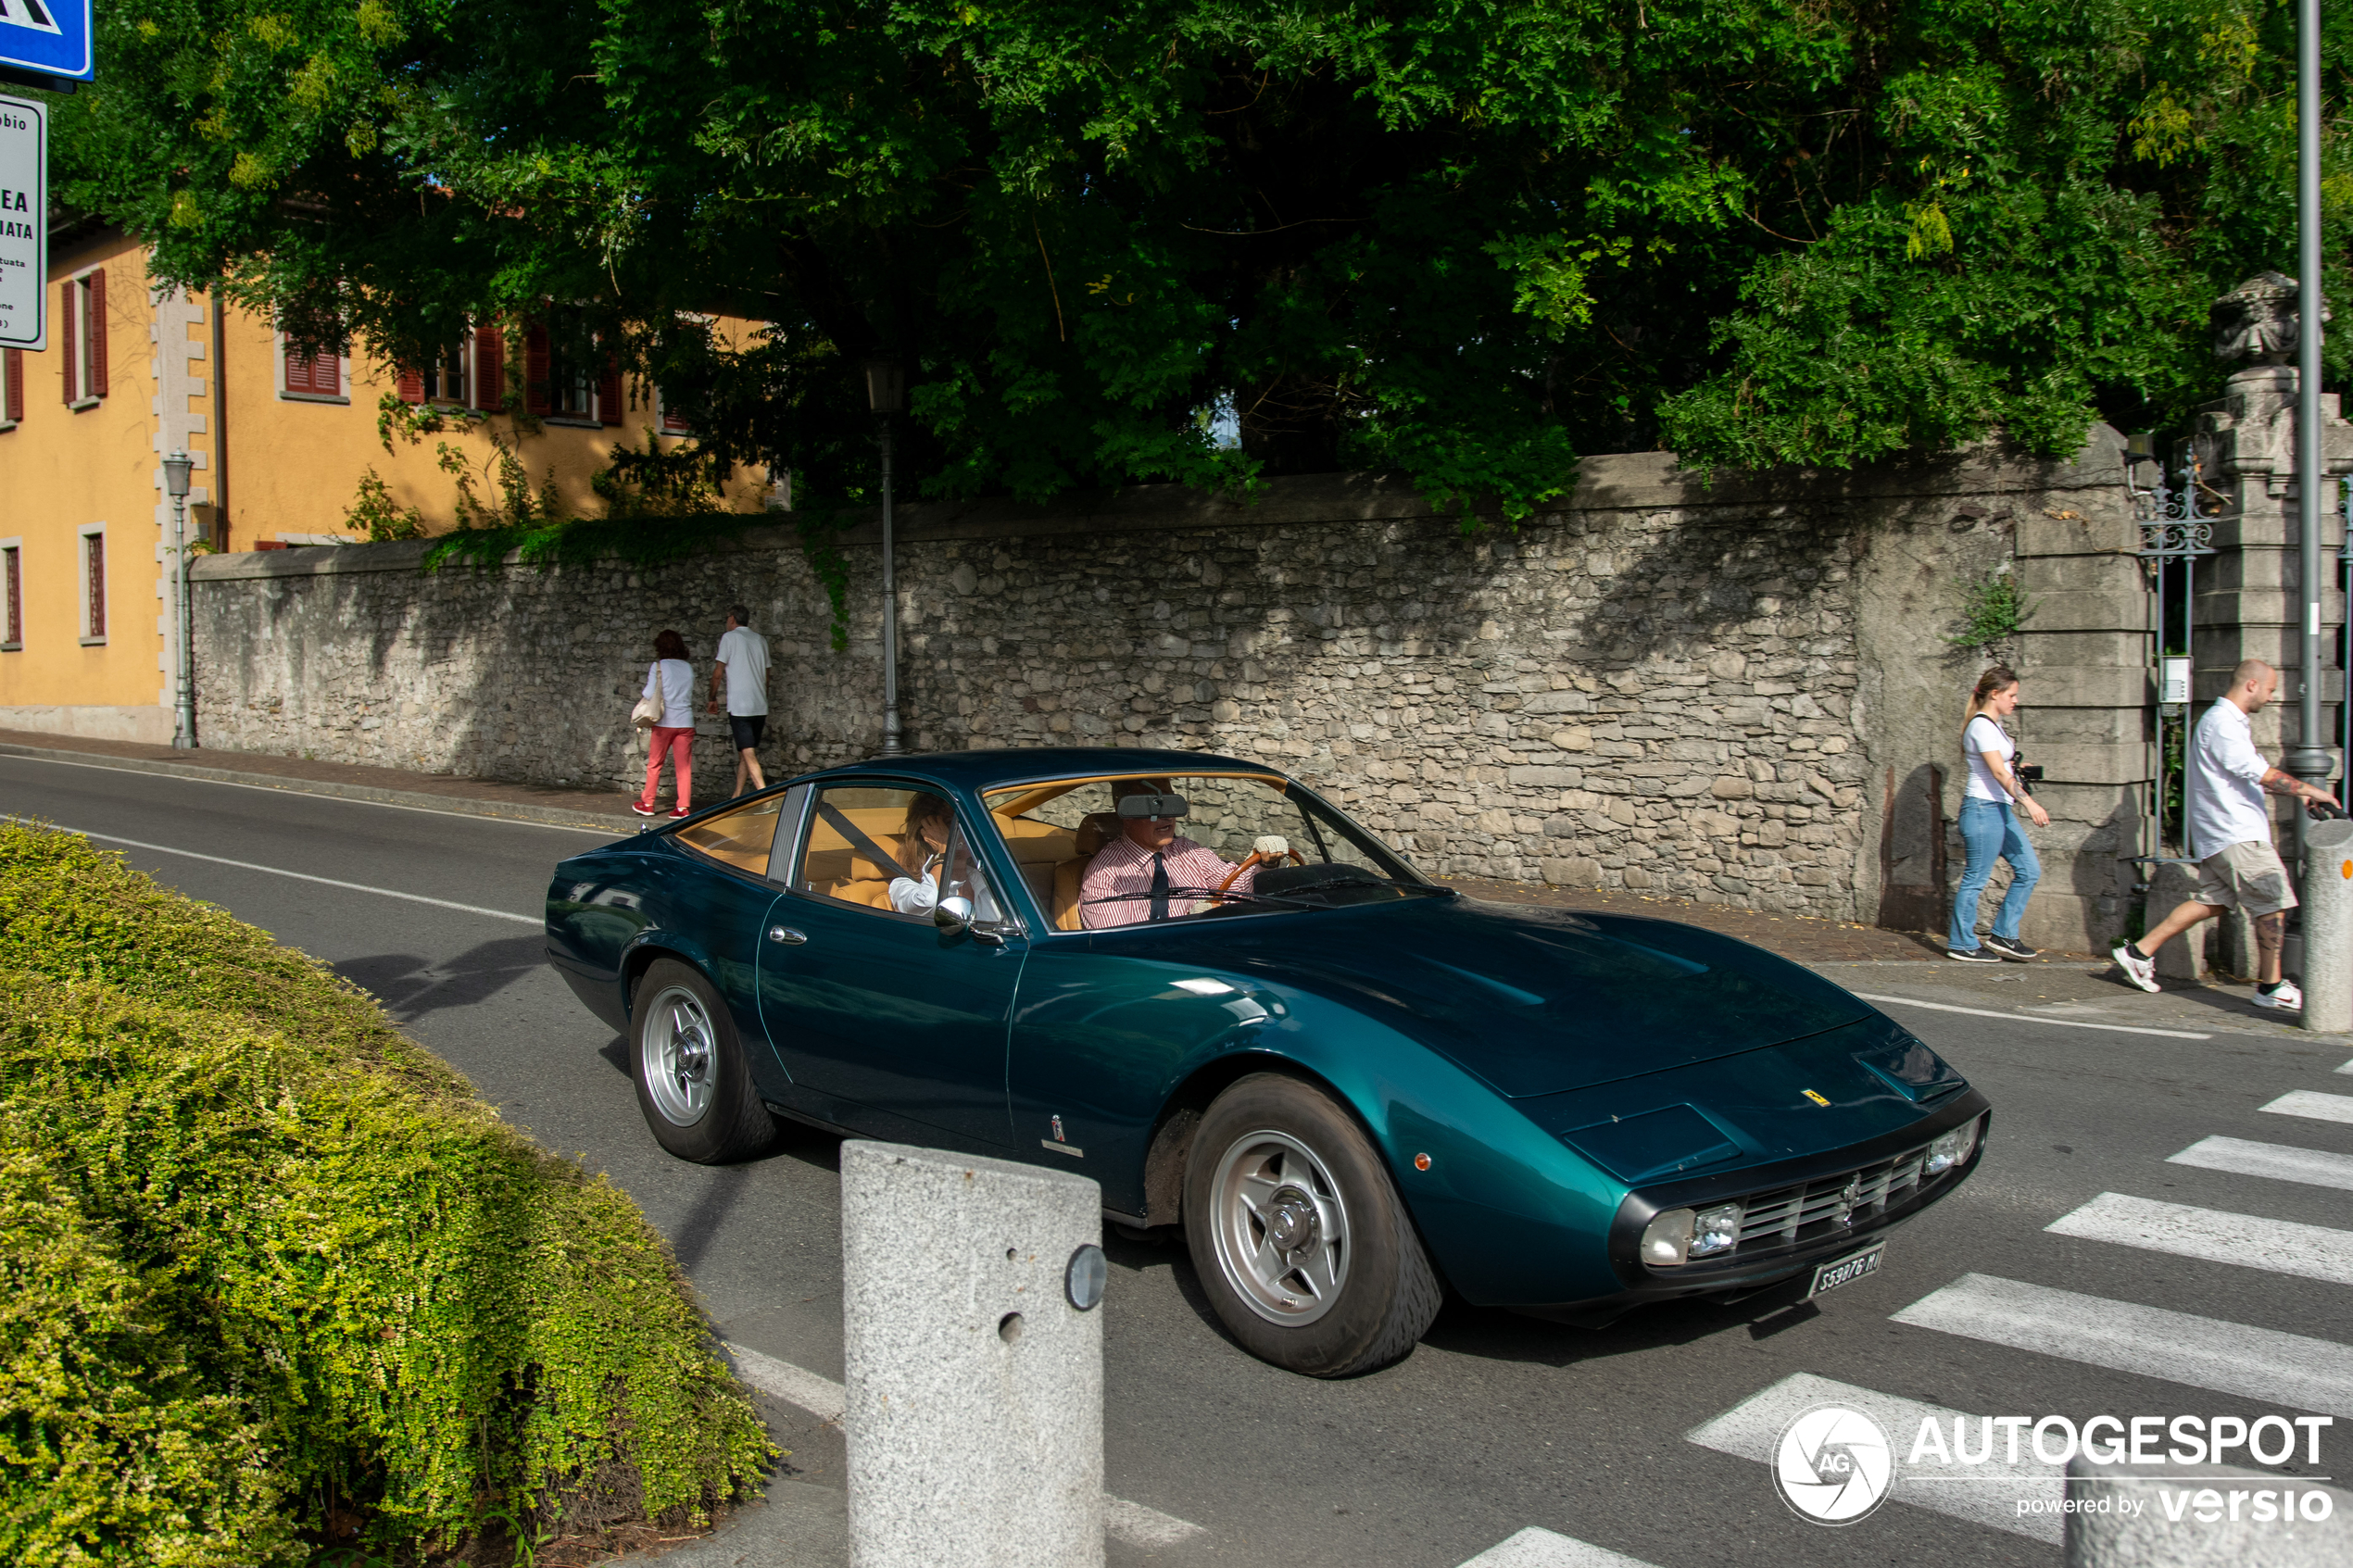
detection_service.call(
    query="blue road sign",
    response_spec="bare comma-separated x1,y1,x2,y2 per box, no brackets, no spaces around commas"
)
0,0,93,85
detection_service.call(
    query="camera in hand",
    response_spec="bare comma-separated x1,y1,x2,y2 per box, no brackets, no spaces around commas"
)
2014,759,2044,796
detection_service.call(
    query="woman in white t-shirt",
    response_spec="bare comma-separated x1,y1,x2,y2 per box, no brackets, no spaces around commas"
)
633,629,698,819
1950,665,2050,961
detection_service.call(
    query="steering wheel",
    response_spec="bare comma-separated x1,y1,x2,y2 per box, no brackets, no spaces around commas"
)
1218,837,1306,893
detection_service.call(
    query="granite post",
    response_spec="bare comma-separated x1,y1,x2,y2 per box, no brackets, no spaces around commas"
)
2300,817,2353,1029
840,1140,1105,1568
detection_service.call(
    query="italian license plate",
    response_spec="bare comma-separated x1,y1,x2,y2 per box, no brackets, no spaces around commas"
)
1806,1242,1885,1299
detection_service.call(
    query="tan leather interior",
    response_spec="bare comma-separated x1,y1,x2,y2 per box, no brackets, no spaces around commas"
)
799,805,918,910
675,797,786,874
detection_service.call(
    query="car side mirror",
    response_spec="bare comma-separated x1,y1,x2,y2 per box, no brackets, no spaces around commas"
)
935,895,975,935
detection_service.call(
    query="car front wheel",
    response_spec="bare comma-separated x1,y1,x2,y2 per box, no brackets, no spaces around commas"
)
1183,1073,1442,1376
629,958,775,1163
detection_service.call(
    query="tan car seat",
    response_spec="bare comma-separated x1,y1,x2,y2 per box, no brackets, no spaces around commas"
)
1052,812,1126,930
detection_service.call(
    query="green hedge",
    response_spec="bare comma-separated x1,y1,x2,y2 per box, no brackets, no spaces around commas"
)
0,825,772,1564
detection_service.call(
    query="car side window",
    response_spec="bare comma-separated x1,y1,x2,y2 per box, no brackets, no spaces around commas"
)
795,784,1006,925
675,789,792,879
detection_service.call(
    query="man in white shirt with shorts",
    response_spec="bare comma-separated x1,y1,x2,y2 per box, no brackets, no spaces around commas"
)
708,604,772,798
2113,659,2339,1010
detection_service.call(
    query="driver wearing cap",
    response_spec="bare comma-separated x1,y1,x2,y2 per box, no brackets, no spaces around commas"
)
1079,782,1286,928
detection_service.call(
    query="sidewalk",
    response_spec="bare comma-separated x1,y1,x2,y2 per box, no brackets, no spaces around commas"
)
6,727,2326,1038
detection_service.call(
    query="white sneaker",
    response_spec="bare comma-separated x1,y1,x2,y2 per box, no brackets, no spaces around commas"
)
2112,942,2160,994
2253,981,2303,1012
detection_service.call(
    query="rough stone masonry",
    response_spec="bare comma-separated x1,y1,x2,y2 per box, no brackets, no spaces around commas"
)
192,433,2147,952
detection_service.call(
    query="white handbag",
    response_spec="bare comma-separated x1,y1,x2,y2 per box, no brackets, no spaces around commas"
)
631,665,663,751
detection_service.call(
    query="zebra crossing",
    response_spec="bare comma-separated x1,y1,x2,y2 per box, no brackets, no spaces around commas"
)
1667,1053,2353,1549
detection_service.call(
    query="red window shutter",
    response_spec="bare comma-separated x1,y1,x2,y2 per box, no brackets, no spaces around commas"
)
473,325,503,408
318,348,339,396
4,347,20,421
397,365,424,404
659,391,691,433
86,535,105,638
598,353,623,425
283,336,309,394
524,325,550,415
87,270,107,398
58,282,74,402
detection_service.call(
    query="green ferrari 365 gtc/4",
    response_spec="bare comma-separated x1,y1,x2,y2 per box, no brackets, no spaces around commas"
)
545,747,1988,1377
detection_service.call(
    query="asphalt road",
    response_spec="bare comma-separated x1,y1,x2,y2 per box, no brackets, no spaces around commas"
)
8,750,2349,1568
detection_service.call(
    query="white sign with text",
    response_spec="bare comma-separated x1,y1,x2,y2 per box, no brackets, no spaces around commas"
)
0,94,44,350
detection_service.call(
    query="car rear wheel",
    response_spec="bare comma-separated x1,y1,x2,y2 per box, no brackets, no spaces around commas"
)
1183,1073,1442,1376
630,959,774,1164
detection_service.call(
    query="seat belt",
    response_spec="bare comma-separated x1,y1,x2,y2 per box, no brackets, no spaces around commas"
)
818,802,910,883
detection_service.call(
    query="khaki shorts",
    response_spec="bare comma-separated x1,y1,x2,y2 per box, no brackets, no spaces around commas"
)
2196,840,2299,918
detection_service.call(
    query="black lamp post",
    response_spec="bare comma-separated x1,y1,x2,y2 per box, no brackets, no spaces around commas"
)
161,449,196,749
863,358,906,756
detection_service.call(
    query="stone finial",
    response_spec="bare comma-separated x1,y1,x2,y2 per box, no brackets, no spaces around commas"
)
2212,270,2329,366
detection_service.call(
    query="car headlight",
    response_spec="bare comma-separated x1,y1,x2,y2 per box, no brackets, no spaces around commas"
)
1641,1208,1694,1266
1926,1117,1981,1175
1691,1201,1743,1258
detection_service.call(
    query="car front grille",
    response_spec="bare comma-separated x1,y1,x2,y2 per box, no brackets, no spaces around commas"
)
1725,1142,1939,1258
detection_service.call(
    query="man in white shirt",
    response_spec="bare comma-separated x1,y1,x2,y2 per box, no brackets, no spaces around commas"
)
2114,659,2339,1009
707,604,772,797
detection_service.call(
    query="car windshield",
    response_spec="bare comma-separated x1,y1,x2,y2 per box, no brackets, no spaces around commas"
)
980,771,1442,930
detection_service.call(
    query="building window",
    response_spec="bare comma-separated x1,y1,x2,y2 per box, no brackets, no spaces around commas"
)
79,528,106,644
525,315,618,423
2,542,21,649
657,387,692,435
61,270,107,407
0,347,22,426
282,333,346,400
397,342,472,407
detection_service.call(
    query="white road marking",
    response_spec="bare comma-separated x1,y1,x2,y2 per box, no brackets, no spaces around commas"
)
1686,1370,2061,1543
2339,1058,2353,1074
2045,1192,2353,1286
0,749,622,834
2267,1089,2353,1125
1453,1526,1663,1566
1849,991,2210,1039
2169,1135,2353,1193
1890,1273,2353,1415
722,1342,1208,1548
4,818,541,925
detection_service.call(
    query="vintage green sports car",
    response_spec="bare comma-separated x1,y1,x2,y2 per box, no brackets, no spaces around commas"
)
544,747,1989,1377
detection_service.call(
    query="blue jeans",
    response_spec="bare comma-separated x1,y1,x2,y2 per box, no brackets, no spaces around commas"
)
1950,798,2041,950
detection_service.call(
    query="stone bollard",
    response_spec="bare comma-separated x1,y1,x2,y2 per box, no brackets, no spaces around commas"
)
2147,860,2209,982
840,1140,1105,1568
2302,818,2353,1032
2064,1456,2349,1565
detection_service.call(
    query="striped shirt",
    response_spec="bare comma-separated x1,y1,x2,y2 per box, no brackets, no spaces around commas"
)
1079,835,1257,928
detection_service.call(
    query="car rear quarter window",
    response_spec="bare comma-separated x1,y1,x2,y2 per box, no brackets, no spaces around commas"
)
675,790,793,878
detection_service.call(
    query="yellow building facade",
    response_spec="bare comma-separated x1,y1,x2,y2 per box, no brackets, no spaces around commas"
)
0,223,773,744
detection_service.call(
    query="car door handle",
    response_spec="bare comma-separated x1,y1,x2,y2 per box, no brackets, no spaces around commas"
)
768,925,808,946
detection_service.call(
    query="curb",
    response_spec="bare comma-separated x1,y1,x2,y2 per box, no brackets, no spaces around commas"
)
0,741,638,836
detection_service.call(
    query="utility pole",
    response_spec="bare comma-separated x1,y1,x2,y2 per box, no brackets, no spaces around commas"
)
863,358,906,756
162,450,195,748
2288,0,2334,861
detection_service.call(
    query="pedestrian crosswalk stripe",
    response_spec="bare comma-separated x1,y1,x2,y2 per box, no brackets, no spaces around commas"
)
1890,1273,2353,1416
1453,1526,1661,1567
2337,1058,2353,1074
2045,1192,2353,1286
2263,1089,2353,1125
1685,1371,2061,1543
2169,1135,2353,1193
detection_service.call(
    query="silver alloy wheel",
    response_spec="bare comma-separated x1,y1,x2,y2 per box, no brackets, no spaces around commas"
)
640,984,717,1127
1208,1127,1352,1326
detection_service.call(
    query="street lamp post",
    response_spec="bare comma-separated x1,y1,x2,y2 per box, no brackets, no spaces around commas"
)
2288,0,2333,847
161,450,196,750
863,358,906,756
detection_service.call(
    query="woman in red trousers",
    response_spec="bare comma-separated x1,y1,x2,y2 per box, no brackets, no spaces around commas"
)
634,628,698,819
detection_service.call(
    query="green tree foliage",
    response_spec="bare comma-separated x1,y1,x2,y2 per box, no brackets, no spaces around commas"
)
50,0,2353,519
0,826,772,1562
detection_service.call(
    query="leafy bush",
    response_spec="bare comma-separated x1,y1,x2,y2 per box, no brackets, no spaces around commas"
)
0,826,772,1564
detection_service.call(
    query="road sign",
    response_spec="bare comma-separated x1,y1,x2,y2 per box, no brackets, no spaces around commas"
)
0,94,43,350
0,0,92,85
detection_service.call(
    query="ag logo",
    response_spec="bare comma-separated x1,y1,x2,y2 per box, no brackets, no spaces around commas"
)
1771,1403,1892,1524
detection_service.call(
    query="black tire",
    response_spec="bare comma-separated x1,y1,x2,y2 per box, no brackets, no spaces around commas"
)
629,958,775,1163
1182,1073,1442,1376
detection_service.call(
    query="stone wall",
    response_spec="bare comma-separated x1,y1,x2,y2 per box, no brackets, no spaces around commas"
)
191,436,2145,949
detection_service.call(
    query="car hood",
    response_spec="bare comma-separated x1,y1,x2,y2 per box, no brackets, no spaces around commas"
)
1151,895,1876,1098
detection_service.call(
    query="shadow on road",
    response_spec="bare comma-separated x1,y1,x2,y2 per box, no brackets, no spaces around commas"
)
339,934,547,1024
